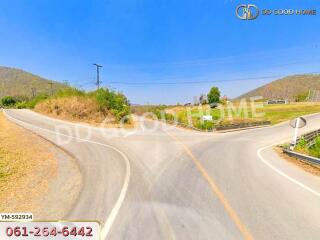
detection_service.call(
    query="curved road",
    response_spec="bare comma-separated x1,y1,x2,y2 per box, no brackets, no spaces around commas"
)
4,109,320,240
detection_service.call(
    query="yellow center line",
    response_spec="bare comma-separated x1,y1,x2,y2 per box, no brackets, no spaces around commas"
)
166,131,254,240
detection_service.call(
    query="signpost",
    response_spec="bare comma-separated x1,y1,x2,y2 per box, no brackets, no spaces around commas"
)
202,115,213,121
289,117,307,150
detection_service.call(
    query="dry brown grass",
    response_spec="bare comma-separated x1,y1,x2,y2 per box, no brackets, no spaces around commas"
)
35,96,134,128
35,96,107,123
0,113,57,213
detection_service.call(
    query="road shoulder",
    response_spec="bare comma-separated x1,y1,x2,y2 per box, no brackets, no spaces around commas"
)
0,112,82,219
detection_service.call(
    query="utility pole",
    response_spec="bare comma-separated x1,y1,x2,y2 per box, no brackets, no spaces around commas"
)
31,88,36,98
93,63,103,89
63,80,69,86
49,82,54,96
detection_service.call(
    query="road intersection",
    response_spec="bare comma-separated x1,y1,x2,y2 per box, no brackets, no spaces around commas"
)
4,109,320,240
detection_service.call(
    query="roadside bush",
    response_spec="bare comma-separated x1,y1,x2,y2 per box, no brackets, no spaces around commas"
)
153,109,162,119
25,94,49,109
296,137,307,149
196,121,214,131
153,110,175,122
1,96,16,107
294,137,309,155
16,101,28,109
91,88,130,120
164,112,175,121
33,87,131,123
295,136,320,158
309,136,320,158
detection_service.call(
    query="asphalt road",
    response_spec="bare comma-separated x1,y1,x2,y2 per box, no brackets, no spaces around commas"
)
4,109,320,240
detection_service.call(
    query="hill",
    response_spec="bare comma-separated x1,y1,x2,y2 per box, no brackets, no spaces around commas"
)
0,66,66,98
237,74,320,100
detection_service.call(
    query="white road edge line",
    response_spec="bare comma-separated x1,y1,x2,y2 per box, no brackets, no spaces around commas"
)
257,144,320,198
3,110,130,240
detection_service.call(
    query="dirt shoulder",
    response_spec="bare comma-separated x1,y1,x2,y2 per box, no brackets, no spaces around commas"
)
0,112,82,219
275,147,320,177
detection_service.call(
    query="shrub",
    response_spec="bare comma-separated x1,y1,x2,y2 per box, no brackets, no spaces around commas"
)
295,136,320,158
32,86,131,123
196,121,214,131
16,101,28,109
91,88,130,120
25,94,49,109
1,96,16,107
309,136,320,158
296,137,307,149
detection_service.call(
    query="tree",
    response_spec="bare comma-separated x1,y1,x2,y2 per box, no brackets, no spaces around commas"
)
207,86,220,104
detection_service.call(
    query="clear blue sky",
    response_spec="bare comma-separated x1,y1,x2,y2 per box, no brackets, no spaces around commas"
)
0,0,319,104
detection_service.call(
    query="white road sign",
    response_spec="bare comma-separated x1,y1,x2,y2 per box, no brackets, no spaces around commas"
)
202,115,213,121
289,117,307,149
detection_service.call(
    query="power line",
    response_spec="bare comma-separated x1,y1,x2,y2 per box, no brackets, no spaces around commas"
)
104,44,319,70
62,80,69,86
76,56,320,88
75,71,320,87
49,81,54,95
105,72,320,86
93,63,103,89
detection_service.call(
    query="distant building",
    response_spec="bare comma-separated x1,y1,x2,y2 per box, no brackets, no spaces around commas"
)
220,95,228,102
209,102,218,108
266,99,288,105
199,94,208,104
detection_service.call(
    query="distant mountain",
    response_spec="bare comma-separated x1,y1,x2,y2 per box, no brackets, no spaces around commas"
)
237,74,320,100
0,66,66,98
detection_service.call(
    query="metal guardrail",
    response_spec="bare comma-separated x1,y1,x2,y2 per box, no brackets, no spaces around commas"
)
297,129,320,147
215,121,271,131
283,148,320,166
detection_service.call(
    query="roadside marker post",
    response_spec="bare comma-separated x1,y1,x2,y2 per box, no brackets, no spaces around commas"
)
289,117,307,150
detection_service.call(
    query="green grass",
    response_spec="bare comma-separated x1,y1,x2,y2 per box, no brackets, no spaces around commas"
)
262,104,320,124
295,136,320,158
163,103,320,130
